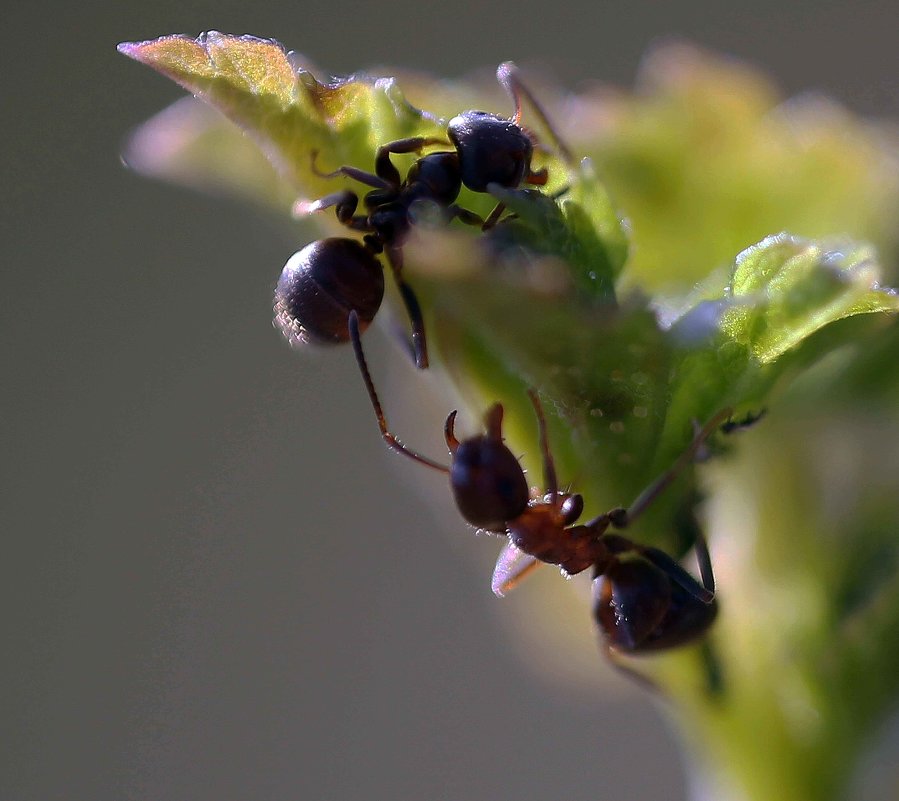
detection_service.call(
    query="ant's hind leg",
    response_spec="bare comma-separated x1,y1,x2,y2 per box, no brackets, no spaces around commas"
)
347,311,448,474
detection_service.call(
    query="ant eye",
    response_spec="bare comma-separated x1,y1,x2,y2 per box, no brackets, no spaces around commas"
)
560,494,584,524
450,435,529,530
273,238,384,346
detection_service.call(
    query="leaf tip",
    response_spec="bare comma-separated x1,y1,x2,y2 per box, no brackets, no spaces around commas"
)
116,40,140,59
116,34,189,64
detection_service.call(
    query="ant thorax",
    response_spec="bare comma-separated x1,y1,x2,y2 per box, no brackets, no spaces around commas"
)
506,492,603,577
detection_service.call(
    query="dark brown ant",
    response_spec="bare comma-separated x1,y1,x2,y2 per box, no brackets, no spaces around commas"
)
345,309,730,675
275,63,573,369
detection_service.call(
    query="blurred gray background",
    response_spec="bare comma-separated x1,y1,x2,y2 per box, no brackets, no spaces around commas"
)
4,1,897,800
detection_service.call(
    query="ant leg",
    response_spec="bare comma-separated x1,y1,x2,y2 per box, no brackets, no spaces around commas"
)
526,389,558,497
692,529,715,596
445,205,485,227
496,62,575,166
640,545,714,604
444,410,460,454
347,310,448,474
483,403,505,441
605,635,721,697
310,151,390,190
603,643,664,694
591,569,665,691
699,639,725,698
721,408,767,434
482,201,507,231
384,245,429,369
444,406,507,457
295,190,372,232
594,407,734,530
491,541,542,596
375,136,450,185
525,168,549,186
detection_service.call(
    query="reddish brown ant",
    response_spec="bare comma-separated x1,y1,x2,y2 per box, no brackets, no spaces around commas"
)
276,63,572,369
345,310,729,673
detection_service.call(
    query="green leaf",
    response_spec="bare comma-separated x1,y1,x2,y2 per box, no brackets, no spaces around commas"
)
720,233,899,362
484,158,629,301
121,96,298,209
121,36,899,801
576,44,899,290
119,32,445,200
119,29,899,569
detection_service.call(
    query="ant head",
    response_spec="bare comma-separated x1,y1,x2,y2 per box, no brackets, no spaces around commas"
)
447,111,534,192
274,238,384,346
444,404,530,532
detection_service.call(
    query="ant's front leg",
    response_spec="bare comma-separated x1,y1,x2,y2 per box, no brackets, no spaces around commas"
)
595,408,735,530
310,150,391,191
481,201,506,231
375,136,449,186
296,190,372,233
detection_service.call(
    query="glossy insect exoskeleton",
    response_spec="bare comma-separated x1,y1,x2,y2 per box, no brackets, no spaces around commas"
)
344,309,729,675
274,238,384,347
278,62,573,369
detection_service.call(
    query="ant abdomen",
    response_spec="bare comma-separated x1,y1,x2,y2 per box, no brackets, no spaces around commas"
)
593,548,718,652
274,238,384,346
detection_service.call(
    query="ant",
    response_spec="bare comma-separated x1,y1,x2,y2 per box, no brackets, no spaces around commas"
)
344,309,730,676
275,63,573,369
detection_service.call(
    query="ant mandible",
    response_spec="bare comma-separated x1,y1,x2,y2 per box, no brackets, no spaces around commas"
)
274,63,573,369
345,309,729,671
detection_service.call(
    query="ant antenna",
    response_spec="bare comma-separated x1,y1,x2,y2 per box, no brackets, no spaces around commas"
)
348,311,449,474
496,62,575,166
